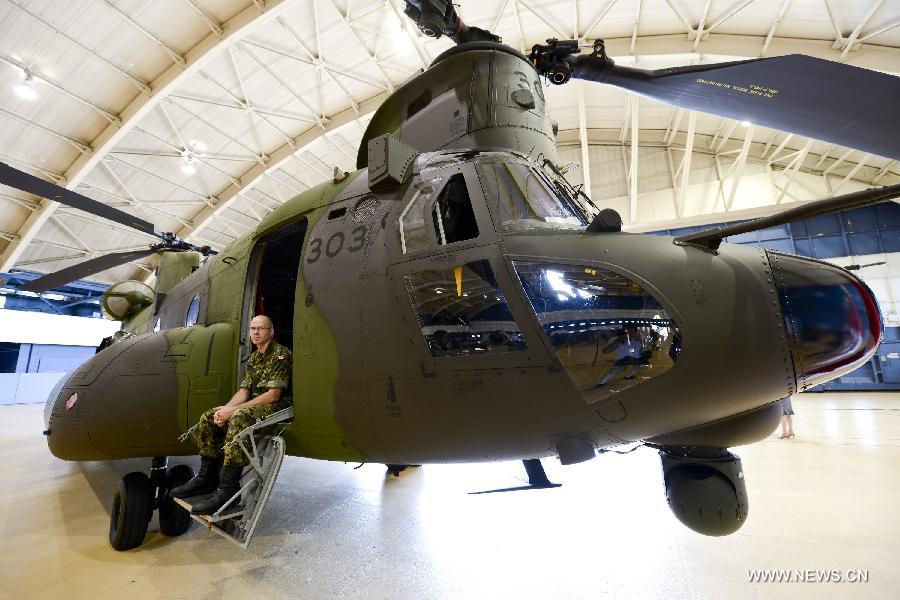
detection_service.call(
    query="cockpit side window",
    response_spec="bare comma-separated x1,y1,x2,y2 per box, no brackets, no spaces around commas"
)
432,173,479,245
185,294,201,327
513,261,681,403
404,259,526,357
477,161,585,230
399,178,442,254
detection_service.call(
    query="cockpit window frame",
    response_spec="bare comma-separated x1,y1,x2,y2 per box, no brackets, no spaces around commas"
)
474,156,591,232
505,255,687,402
392,162,495,262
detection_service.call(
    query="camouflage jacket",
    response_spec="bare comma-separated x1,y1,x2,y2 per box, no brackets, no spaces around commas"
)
240,341,292,398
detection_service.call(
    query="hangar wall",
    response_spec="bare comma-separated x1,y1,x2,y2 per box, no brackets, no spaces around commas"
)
0,309,117,404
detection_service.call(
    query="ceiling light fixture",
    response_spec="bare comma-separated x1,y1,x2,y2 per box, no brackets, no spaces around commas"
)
740,120,752,127
181,151,198,175
13,71,37,100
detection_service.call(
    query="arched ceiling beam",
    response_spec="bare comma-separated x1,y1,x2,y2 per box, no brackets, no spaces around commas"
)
0,0,296,272
175,91,388,244
170,34,900,250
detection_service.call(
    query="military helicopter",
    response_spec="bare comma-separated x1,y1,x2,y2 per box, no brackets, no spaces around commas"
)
2,0,899,550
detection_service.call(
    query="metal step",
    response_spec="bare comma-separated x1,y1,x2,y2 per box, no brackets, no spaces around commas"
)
173,406,293,548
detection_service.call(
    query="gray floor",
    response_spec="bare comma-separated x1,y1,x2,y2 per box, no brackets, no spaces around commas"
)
1,393,898,599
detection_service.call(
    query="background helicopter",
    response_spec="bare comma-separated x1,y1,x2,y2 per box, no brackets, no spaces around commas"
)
0,0,898,550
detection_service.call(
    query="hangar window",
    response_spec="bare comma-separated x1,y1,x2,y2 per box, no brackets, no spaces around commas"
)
405,259,526,357
512,261,681,403
185,295,200,327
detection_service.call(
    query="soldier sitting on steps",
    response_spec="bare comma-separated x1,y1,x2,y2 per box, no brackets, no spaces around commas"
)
172,314,292,514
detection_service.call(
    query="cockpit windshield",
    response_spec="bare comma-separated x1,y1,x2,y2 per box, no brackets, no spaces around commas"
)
476,159,589,231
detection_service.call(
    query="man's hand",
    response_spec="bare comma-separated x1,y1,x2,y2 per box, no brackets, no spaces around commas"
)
213,405,240,426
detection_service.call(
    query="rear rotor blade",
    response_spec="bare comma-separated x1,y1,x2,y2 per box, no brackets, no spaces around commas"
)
19,248,160,293
0,162,161,238
576,55,900,160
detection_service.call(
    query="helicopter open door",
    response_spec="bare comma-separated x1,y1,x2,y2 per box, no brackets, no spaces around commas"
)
240,218,308,356
177,218,307,548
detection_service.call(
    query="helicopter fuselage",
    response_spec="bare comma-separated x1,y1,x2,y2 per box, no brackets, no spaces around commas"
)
43,43,882,466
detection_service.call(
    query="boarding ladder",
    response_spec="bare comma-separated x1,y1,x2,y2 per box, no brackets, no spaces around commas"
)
173,406,293,548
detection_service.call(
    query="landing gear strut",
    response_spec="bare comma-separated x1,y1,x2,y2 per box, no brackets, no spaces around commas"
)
108,457,195,551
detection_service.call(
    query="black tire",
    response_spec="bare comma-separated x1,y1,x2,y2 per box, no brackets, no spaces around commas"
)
109,472,153,551
159,464,195,537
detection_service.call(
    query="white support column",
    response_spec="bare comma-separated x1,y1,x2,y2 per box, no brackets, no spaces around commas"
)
576,82,592,201
725,124,755,210
517,0,568,38
630,0,643,54
775,138,813,203
676,111,696,218
823,0,847,48
101,0,187,66
704,0,755,36
831,153,871,196
761,0,792,55
693,0,712,50
385,0,430,69
511,0,527,54
581,0,619,42
839,0,885,59
629,96,639,223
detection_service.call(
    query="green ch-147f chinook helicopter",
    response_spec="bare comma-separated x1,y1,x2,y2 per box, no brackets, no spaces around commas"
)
2,0,899,550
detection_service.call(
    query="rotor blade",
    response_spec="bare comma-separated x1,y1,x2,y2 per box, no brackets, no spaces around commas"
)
575,55,900,160
675,183,900,251
18,248,160,293
0,162,162,238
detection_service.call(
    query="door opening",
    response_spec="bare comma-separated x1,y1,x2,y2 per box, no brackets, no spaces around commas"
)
249,219,308,350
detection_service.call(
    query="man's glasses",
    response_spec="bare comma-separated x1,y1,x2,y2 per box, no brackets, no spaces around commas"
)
248,326,272,333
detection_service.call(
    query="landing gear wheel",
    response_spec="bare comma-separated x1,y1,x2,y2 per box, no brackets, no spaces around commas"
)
159,464,195,537
109,471,153,551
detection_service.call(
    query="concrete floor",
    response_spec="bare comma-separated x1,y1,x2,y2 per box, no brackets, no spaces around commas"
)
0,393,897,600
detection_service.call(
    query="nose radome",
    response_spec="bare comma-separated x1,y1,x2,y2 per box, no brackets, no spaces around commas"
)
768,252,882,390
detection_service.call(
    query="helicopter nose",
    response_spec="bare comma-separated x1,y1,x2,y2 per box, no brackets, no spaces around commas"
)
768,252,882,390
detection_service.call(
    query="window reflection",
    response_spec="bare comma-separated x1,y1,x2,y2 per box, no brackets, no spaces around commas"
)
476,161,586,230
185,295,200,327
405,260,526,357
399,173,480,254
399,178,441,254
513,262,681,403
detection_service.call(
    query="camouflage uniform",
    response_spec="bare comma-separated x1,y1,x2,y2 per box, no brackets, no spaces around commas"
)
196,341,292,467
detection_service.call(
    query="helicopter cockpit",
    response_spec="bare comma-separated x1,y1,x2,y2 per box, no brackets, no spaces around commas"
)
392,149,681,401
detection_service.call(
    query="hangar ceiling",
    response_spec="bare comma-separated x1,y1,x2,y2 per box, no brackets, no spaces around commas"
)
0,0,898,285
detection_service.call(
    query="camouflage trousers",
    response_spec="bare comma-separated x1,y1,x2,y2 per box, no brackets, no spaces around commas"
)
196,399,291,467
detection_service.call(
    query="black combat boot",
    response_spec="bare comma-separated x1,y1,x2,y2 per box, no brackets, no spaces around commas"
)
170,455,222,498
190,465,244,515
